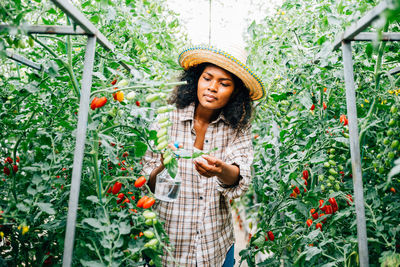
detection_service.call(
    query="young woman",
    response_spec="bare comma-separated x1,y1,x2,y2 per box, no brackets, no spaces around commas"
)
142,43,265,266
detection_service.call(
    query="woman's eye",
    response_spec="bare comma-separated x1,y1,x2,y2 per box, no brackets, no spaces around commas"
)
203,76,210,81
221,83,230,87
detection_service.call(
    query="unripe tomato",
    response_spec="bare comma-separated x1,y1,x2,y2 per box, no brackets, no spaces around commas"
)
116,79,129,87
143,210,157,220
391,140,399,150
390,106,398,114
143,230,155,239
126,91,136,100
146,93,160,103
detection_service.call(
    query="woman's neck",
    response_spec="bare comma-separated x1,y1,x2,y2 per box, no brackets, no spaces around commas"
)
194,103,220,124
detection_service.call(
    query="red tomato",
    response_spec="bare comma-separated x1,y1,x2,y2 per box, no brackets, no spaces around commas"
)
306,219,313,227
111,181,122,195
310,104,315,111
310,208,316,214
143,197,155,209
294,186,300,194
3,167,10,176
90,97,99,110
302,170,309,180
111,79,117,85
312,212,319,220
323,102,327,110
134,176,147,188
12,165,18,173
95,97,107,108
316,223,322,230
137,196,149,208
267,231,274,241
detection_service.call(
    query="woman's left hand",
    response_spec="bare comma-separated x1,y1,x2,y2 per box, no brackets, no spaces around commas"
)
194,155,223,178
194,155,240,186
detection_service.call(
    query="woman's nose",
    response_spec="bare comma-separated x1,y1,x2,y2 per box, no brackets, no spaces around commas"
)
208,80,218,92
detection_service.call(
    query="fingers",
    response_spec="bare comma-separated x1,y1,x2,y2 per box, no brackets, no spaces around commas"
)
194,157,220,177
201,155,221,166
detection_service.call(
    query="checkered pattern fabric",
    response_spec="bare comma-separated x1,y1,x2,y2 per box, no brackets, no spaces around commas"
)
141,103,254,266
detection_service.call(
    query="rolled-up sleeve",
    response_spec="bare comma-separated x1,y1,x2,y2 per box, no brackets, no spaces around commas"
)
216,126,254,199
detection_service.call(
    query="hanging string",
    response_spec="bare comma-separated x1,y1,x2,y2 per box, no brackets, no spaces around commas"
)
208,0,212,45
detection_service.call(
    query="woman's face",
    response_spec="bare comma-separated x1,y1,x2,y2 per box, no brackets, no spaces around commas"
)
197,65,235,110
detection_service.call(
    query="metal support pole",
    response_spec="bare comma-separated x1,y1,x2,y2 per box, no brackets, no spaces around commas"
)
342,41,369,267
62,35,96,267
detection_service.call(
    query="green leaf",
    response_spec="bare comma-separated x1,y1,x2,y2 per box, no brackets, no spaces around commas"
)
86,195,99,204
36,202,56,215
134,141,147,157
82,218,103,230
80,260,106,267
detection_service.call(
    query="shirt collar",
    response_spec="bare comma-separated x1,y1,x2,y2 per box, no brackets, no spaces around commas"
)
178,102,228,124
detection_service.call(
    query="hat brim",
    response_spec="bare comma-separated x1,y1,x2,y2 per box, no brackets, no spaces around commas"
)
178,46,265,101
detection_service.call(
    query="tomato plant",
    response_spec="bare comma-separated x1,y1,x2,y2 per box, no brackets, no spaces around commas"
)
0,0,185,265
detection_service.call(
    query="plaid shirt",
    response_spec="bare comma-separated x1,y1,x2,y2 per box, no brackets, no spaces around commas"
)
142,103,253,267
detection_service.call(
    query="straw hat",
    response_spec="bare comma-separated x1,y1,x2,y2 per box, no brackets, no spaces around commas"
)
178,42,265,100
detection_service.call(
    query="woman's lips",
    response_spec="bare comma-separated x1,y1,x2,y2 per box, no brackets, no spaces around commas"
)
204,93,217,101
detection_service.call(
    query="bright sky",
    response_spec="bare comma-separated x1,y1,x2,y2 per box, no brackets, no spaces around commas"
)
166,0,283,45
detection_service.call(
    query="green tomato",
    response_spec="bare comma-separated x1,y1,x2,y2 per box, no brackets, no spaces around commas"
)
327,182,332,187
163,154,173,165
157,106,173,114
329,154,335,159
116,79,129,87
320,184,325,191
157,128,167,138
391,140,399,150
328,160,337,166
143,211,157,220
144,238,159,248
156,141,168,150
158,116,169,123
329,148,336,154
324,162,330,168
388,152,395,160
338,165,344,171
329,168,338,175
143,230,155,239
146,93,160,103
126,91,136,101
328,175,335,181
383,138,390,145
334,183,340,191
102,116,107,123
387,129,394,136
388,119,396,127
318,174,324,182
390,106,398,114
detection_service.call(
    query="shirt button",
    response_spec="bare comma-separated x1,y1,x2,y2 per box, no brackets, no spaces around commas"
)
197,230,200,235
199,196,203,200
205,140,209,143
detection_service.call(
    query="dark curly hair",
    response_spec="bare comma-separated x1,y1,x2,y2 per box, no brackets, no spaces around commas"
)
169,63,253,131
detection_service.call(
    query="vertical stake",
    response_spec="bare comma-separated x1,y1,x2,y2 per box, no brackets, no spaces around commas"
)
342,41,369,267
62,35,96,267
